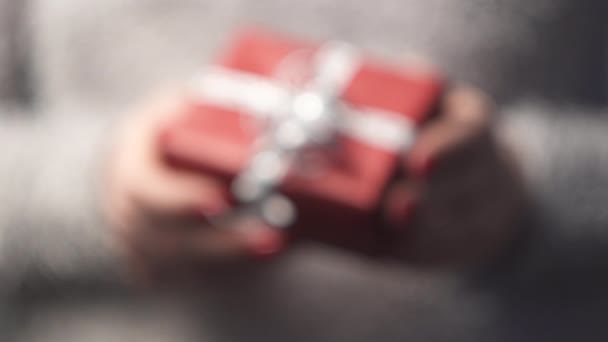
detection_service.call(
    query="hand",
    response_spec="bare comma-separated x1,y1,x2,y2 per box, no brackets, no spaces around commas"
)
384,86,526,267
104,89,284,284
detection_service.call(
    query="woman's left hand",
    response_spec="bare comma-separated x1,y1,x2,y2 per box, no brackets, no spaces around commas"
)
384,86,526,267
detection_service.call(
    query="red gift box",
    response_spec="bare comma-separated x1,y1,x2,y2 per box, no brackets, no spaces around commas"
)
162,28,443,254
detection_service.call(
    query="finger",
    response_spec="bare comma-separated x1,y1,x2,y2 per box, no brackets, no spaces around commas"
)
384,181,421,232
118,134,230,219
117,90,231,216
406,86,492,177
132,169,231,218
442,86,492,128
131,85,194,126
188,219,285,260
114,87,193,158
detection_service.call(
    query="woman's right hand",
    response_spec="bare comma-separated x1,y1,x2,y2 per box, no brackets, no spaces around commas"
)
104,89,284,285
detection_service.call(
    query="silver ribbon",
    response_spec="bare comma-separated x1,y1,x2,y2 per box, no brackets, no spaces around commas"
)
190,42,416,228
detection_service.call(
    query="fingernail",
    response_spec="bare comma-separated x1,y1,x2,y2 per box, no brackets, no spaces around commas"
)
246,230,284,258
198,200,230,218
388,198,417,230
223,188,238,206
158,130,169,145
411,154,435,179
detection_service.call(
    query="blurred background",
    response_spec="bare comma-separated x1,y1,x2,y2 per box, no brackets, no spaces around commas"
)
0,0,608,341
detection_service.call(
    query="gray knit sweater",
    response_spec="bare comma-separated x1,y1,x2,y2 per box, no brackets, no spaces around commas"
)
1,0,607,341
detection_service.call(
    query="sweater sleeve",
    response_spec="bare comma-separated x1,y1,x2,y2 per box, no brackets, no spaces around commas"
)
0,0,127,291
0,109,127,292
497,103,608,284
